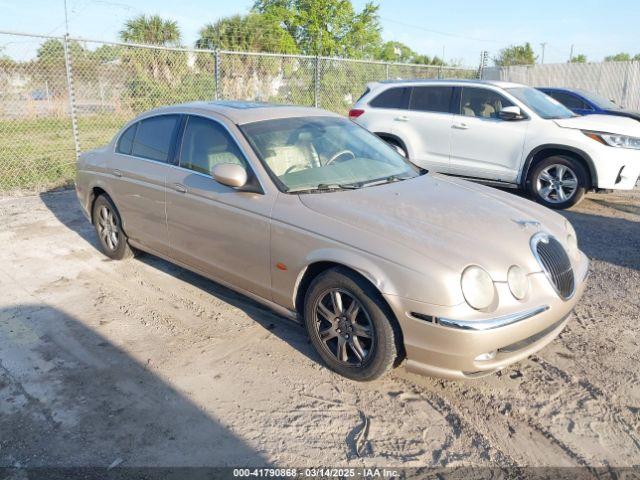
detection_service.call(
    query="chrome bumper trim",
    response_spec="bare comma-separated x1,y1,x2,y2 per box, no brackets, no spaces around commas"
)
436,305,550,331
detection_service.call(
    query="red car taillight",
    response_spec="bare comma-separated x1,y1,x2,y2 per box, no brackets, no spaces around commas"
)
348,109,365,119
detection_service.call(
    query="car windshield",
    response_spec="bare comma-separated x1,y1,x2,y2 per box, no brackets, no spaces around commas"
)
507,87,576,119
577,90,620,110
240,116,422,193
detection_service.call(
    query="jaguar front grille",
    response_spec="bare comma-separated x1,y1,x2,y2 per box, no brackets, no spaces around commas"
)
531,233,575,300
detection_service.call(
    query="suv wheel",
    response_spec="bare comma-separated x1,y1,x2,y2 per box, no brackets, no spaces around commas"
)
528,155,588,209
303,267,402,381
381,137,407,158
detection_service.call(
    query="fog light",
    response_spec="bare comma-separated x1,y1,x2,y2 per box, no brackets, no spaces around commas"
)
474,350,497,362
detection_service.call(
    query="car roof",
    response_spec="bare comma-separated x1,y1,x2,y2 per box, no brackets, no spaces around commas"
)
373,79,524,89
138,100,340,125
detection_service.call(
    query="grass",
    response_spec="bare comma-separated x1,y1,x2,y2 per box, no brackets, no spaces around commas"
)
0,114,130,194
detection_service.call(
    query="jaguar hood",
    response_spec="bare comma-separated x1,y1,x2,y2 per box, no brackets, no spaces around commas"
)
298,173,569,280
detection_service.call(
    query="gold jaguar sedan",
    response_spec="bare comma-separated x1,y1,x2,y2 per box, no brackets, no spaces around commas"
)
76,101,589,381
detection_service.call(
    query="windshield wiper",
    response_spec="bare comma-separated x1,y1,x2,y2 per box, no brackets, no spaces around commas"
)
291,183,361,194
358,174,411,188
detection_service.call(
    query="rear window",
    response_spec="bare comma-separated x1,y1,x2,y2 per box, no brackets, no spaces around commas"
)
409,86,454,113
369,87,410,109
130,115,180,163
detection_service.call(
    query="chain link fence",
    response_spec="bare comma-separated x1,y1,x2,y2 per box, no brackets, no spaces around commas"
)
483,61,640,110
0,30,479,195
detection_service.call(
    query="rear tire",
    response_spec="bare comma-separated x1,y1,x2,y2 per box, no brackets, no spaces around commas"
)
528,155,588,209
303,267,402,381
92,195,134,260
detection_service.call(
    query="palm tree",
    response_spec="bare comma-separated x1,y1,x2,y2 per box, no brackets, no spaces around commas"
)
119,14,181,46
119,15,182,85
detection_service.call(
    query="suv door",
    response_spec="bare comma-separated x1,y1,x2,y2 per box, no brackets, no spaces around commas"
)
449,87,528,183
392,85,454,172
164,115,273,300
110,114,180,255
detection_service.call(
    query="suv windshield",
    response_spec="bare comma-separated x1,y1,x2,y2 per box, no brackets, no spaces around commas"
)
507,87,576,119
578,90,620,110
240,116,421,193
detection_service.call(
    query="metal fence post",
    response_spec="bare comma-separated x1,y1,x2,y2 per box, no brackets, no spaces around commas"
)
386,63,389,80
214,49,220,100
314,55,320,107
63,34,81,160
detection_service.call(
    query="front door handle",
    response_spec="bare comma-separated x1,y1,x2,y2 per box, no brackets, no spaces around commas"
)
113,169,123,177
394,115,409,122
173,183,187,193
452,123,469,130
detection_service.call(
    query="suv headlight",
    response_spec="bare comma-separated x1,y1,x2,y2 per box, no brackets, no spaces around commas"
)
507,265,529,300
583,131,640,150
461,266,496,310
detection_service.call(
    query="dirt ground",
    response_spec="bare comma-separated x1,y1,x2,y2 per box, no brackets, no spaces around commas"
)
0,187,638,469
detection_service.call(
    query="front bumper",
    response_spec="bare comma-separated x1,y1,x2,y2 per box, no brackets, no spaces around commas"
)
591,145,640,189
384,252,589,380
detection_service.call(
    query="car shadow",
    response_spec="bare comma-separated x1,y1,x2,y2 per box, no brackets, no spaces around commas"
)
38,190,321,367
559,209,640,271
0,303,270,472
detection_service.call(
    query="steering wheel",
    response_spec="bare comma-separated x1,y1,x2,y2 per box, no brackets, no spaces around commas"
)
284,164,310,175
325,150,355,166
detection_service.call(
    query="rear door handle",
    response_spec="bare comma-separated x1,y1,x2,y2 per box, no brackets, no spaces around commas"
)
452,123,469,130
394,115,409,122
173,183,187,193
113,169,123,177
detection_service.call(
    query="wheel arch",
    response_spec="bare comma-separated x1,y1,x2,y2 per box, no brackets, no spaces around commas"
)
374,132,409,157
293,259,406,363
88,184,118,225
521,144,596,188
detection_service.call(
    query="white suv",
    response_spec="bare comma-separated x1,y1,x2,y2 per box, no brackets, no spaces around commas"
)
350,79,640,209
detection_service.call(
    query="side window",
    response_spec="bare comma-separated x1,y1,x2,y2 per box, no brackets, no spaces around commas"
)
179,116,246,175
460,87,514,119
130,115,179,163
369,87,410,109
548,92,590,110
409,86,454,113
116,123,137,155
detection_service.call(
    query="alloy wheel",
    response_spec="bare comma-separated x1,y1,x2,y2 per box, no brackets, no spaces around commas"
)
536,164,579,203
313,288,374,366
97,205,119,251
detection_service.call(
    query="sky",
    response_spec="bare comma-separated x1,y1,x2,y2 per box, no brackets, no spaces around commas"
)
1,0,639,65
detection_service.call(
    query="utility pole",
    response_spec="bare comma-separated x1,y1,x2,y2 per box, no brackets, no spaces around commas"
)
569,44,574,63
63,0,69,35
540,42,547,64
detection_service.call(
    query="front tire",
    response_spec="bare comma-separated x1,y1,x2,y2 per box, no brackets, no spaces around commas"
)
92,194,134,260
528,155,588,209
303,268,402,381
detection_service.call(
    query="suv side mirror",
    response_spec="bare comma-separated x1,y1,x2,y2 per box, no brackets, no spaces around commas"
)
499,106,525,121
212,163,248,188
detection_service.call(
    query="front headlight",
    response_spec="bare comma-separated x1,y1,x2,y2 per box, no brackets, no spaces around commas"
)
461,266,496,310
507,265,529,300
583,130,640,150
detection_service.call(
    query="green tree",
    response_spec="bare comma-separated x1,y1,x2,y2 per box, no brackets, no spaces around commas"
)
604,52,631,62
119,14,181,46
569,54,587,63
253,0,383,58
196,13,298,53
634,53,640,61
119,15,184,85
377,41,415,63
493,42,537,66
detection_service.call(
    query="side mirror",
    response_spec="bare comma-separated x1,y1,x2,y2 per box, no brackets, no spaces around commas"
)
211,163,248,188
499,106,524,121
